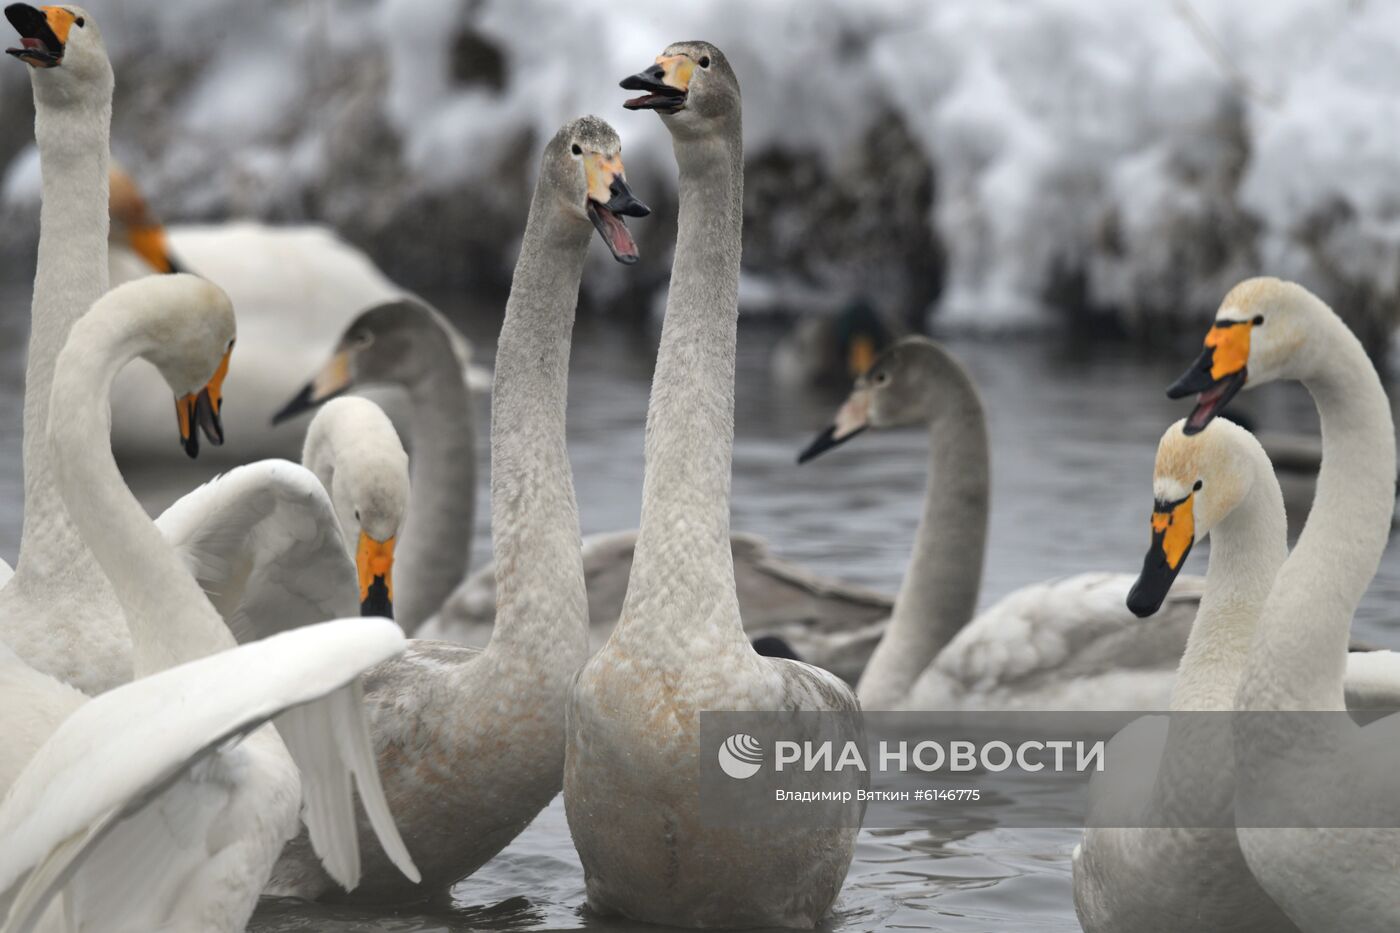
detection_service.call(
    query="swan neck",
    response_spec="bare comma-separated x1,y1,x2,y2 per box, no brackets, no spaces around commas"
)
858,373,989,708
394,330,477,631
49,301,236,677
1170,450,1287,711
1240,312,1396,711
619,123,746,649
16,91,112,584
483,191,589,663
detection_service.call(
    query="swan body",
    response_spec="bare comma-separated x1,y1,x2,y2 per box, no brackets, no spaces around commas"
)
799,336,1203,711
12,271,418,930
423,528,892,682
268,117,645,902
1167,278,1400,933
566,45,860,929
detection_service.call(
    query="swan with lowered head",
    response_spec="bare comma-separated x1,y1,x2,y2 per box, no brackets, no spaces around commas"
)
565,43,861,929
267,115,650,902
0,272,417,931
1168,277,1400,933
798,335,1202,710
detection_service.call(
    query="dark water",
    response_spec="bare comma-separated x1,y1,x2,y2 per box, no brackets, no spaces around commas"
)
0,281,1396,931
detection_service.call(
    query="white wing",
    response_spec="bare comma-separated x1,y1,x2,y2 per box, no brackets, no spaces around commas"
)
155,460,358,643
0,618,416,933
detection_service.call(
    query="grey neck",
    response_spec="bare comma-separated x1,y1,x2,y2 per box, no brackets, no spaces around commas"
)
396,333,477,632
481,187,589,668
857,361,990,708
619,118,746,652
16,90,112,587
1240,309,1397,711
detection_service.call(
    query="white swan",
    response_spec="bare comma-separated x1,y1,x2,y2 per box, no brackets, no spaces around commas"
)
0,271,418,931
0,1,125,695
797,335,1203,710
265,116,647,902
1168,277,1400,932
0,619,405,933
1073,419,1301,932
271,298,477,631
565,44,860,929
298,396,409,619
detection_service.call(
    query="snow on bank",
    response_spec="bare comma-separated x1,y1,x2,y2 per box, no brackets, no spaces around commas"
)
1,0,1396,339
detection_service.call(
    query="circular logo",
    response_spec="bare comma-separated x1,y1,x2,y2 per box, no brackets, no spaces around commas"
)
718,733,764,780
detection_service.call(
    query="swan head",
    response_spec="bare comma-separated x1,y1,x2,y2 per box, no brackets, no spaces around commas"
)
271,299,470,424
539,115,649,264
304,397,409,619
1126,418,1261,617
109,165,181,274
1166,277,1327,435
622,41,739,134
796,337,970,463
5,5,110,100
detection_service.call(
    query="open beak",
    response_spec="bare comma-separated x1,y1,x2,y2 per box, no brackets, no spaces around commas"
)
271,349,352,425
584,152,649,265
621,54,693,113
357,531,395,619
175,344,233,459
5,4,72,68
797,388,871,464
1126,493,1195,617
1166,319,1253,436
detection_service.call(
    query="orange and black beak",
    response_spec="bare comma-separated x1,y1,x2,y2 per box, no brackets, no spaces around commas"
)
621,54,693,113
5,4,74,68
176,344,232,459
356,531,395,619
584,151,649,265
797,387,872,464
1166,317,1256,436
1126,492,1195,618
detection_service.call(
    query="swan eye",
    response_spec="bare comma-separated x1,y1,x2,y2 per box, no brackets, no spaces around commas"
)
1252,315,1264,326
74,16,85,27
873,371,890,386
1193,480,1203,491
354,510,361,522
699,55,710,68
571,143,582,156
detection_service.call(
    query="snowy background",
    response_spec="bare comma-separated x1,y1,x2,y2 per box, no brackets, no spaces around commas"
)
2,0,1399,350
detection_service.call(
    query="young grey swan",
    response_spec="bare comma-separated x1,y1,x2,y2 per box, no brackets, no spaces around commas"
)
267,115,650,902
798,336,1202,710
565,42,861,929
272,298,478,632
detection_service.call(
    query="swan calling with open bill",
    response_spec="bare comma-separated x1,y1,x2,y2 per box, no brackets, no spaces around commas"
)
1166,278,1400,933
0,271,418,932
564,43,861,929
266,116,651,902
797,336,1202,711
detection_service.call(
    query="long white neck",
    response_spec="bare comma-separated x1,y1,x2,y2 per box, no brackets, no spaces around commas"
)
49,291,236,677
618,116,746,654
1171,443,1287,712
1239,301,1397,711
396,332,476,632
858,360,989,709
16,79,112,585
481,185,589,668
